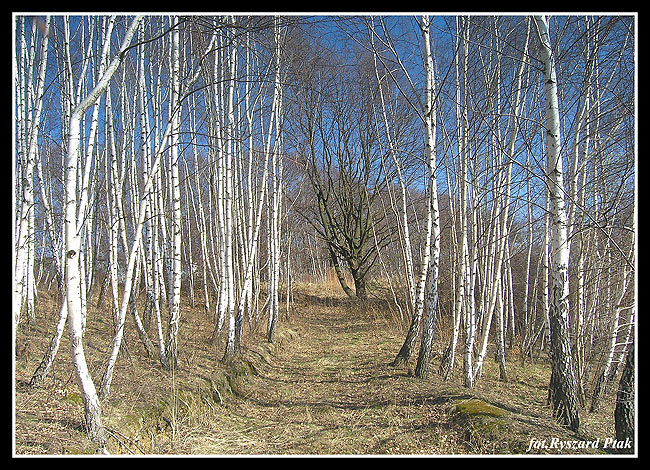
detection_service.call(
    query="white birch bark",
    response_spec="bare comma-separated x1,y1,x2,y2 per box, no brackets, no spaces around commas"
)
567,17,597,402
211,27,228,336
236,26,283,349
101,18,214,388
14,16,50,325
464,188,480,385
471,17,529,384
540,194,551,352
100,82,185,397
522,150,535,352
165,15,183,370
413,15,441,379
139,23,157,328
267,17,284,344
222,16,239,362
534,14,580,432
62,16,142,446
365,17,439,367
388,16,438,369
447,15,469,382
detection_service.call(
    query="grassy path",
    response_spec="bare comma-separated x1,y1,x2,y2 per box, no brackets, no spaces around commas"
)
189,295,468,455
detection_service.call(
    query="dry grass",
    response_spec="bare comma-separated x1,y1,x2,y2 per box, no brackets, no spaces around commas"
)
14,283,622,456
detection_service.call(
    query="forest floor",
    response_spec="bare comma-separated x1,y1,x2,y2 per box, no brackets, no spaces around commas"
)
14,283,623,456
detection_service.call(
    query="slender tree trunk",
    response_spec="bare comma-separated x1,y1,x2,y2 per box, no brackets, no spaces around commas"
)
535,14,580,432
442,15,468,381
495,279,508,381
100,64,182,398
614,340,635,454
413,16,440,379
65,113,107,448
267,20,284,342
61,18,142,447
521,150,534,356
165,15,183,370
14,16,50,326
222,16,240,363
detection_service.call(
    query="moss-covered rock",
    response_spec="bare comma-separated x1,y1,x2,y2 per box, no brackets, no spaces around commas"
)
452,399,513,453
454,399,507,417
230,359,259,378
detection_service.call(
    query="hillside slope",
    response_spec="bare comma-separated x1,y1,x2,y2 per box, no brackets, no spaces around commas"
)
14,286,619,455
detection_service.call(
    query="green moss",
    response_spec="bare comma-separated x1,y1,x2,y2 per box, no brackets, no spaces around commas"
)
453,399,513,452
62,392,84,405
231,359,259,377
455,399,507,418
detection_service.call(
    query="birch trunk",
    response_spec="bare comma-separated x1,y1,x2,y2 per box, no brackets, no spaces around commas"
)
100,83,183,396
535,14,580,432
62,17,142,446
590,242,634,412
267,19,284,344
165,15,183,370
390,93,436,367
14,16,50,325
413,16,440,379
222,16,239,363
442,15,468,381
236,25,283,349
521,151,535,354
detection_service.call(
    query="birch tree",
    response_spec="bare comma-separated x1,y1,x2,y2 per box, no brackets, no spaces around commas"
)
220,16,239,364
14,16,50,326
30,16,103,388
444,14,471,384
164,14,183,370
534,14,580,432
467,17,530,385
366,17,440,369
62,14,142,448
413,15,441,379
266,16,285,343
100,17,217,390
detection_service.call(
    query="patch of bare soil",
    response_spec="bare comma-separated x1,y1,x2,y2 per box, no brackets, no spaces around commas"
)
14,286,622,455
